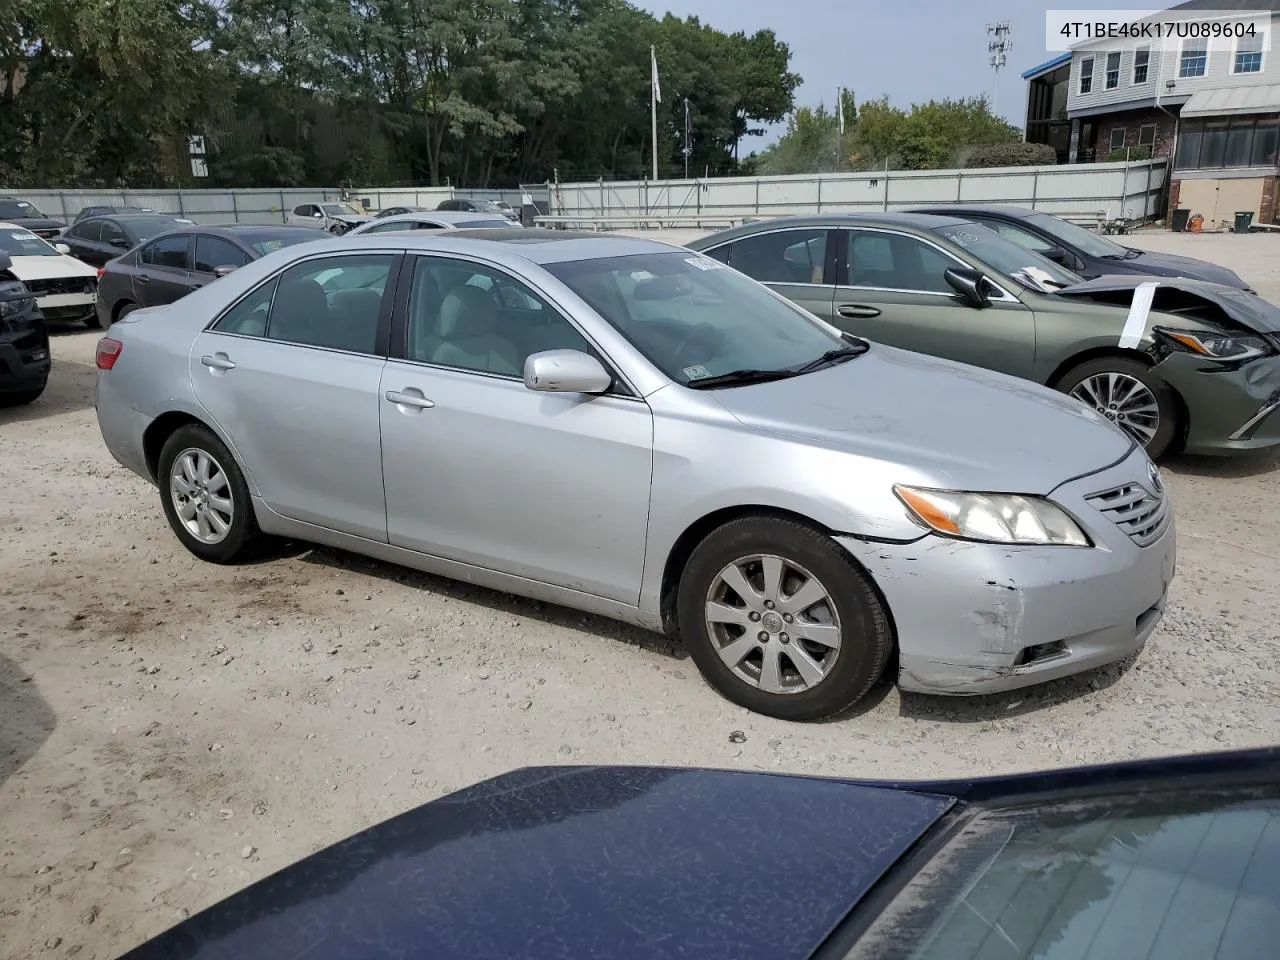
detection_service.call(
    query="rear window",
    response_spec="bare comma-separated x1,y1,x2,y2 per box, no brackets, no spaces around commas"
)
846,787,1280,960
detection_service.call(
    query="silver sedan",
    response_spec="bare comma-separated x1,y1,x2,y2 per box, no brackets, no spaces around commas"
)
94,230,1176,721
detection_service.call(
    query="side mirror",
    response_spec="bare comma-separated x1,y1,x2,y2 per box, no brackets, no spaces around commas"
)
944,267,991,309
523,349,612,394
213,265,238,278
1041,246,1069,265
54,242,71,255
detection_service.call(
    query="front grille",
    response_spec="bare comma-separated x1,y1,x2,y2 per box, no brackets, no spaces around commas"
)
27,276,94,296
1085,482,1170,547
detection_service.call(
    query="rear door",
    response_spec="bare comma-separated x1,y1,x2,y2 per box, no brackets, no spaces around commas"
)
831,227,1037,378
700,227,837,322
189,251,399,541
61,219,103,263
135,234,197,307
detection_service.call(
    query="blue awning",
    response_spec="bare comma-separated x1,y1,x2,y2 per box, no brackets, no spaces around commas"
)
1022,53,1071,80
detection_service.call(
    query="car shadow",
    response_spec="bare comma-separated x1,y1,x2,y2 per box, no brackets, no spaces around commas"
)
0,655,56,787
896,651,1136,723
1164,449,1280,479
292,543,687,661
0,357,96,426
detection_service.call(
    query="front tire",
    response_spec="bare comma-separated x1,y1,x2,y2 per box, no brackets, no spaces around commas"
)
329,223,348,236
677,516,894,721
157,424,262,563
1056,357,1179,458
84,312,103,329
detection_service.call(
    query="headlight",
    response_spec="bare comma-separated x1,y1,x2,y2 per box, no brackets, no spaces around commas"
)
893,485,1091,547
0,297,34,317
1156,328,1272,362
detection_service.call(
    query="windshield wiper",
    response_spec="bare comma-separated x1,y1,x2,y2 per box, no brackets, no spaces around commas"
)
1123,248,1143,259
685,368,800,389
793,344,868,373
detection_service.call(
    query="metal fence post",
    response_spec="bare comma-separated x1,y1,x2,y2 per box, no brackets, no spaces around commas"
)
231,191,239,224
755,178,760,216
1031,170,1040,210
956,170,963,202
177,190,185,217
1144,160,1155,221
817,174,823,213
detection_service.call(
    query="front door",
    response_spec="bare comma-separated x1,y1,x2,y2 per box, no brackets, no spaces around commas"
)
135,234,198,307
379,254,653,604
700,227,836,321
189,252,399,541
831,228,1037,378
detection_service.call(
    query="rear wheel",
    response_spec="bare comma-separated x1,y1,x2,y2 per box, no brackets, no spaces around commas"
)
1056,357,1179,458
84,312,102,329
0,382,46,407
111,301,138,327
677,516,893,721
157,424,262,563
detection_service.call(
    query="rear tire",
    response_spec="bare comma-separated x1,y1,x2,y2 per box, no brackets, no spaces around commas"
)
0,383,46,407
157,424,263,564
676,516,893,721
84,313,102,329
112,301,138,327
1055,357,1179,458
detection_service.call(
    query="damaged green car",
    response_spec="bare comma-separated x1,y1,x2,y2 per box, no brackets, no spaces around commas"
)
687,214,1280,458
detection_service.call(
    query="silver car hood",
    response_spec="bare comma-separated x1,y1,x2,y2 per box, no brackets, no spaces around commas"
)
708,344,1134,494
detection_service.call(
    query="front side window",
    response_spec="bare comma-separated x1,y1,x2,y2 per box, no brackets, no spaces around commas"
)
292,204,315,217
141,235,191,270
1105,51,1121,89
1079,56,1094,93
846,230,959,294
404,256,590,376
70,220,102,243
1133,46,1151,83
99,221,128,247
721,229,828,285
193,236,250,274
264,255,394,354
545,251,849,386
1179,40,1208,78
1235,31,1264,73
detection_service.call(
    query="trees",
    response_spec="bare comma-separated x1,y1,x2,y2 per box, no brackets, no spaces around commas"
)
1,0,800,188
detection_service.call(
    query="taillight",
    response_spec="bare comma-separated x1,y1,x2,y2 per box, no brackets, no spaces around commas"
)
96,337,123,370
97,266,105,280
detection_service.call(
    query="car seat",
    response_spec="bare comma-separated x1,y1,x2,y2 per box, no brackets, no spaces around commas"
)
270,276,328,344
431,285,521,376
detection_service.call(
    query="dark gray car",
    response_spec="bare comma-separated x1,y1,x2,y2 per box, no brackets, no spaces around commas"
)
59,214,196,267
95,225,324,328
905,204,1251,290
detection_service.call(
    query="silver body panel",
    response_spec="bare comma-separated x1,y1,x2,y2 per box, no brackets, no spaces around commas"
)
96,233,1175,696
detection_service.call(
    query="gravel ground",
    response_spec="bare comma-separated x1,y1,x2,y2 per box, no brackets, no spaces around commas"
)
3,229,1280,959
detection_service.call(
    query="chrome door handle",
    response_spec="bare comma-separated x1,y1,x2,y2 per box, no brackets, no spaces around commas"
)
201,354,236,371
837,304,881,319
385,389,434,409
135,275,151,284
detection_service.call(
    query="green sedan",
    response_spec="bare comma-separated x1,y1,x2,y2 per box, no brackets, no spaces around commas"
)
687,214,1280,458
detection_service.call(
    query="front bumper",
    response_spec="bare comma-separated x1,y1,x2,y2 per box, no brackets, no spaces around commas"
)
839,447,1176,696
34,291,96,323
1158,352,1280,455
0,329,51,393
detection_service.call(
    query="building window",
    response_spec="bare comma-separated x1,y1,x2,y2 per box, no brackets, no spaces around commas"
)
1110,127,1127,150
1133,47,1151,83
1079,56,1094,94
1138,123,1157,148
1105,52,1121,89
1175,117,1280,170
1179,40,1208,78
1234,32,1264,74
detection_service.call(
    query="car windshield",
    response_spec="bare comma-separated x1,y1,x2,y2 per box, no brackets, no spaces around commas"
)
544,251,853,385
127,216,194,242
472,200,504,213
250,234,323,255
933,223,1082,293
323,203,362,216
0,199,46,219
1026,211,1130,259
0,227,59,257
848,788,1280,960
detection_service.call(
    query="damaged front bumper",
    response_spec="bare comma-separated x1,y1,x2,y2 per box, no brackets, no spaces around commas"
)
838,447,1177,697
1156,352,1280,455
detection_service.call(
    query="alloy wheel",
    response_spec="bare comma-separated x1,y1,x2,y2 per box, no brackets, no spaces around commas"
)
169,448,234,544
704,554,842,695
1070,372,1161,447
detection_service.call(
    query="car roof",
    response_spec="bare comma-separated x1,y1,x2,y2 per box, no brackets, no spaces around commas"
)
690,212,975,245
373,210,507,226
339,229,684,265
117,765,952,960
165,224,321,239
904,203,1038,219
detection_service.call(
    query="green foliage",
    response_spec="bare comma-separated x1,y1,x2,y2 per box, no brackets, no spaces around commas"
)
0,0,800,187
966,141,1060,168
1105,145,1152,162
754,93,1023,175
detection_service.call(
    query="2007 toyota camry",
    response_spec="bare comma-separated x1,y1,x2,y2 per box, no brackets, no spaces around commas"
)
94,229,1176,721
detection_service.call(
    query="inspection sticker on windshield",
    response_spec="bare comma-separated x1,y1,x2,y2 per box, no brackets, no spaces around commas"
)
685,256,724,270
175,218,194,224
683,364,711,380
9,230,36,240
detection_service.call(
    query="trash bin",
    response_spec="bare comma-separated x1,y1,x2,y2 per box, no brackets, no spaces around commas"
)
1171,208,1191,232
1234,211,1255,234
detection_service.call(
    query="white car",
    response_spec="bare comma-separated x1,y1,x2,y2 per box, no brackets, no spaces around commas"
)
345,210,519,236
284,201,373,235
0,223,98,326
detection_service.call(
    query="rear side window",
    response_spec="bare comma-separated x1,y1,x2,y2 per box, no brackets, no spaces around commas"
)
724,229,828,284
193,236,250,273
141,234,191,269
213,278,277,337
265,255,395,354
72,220,103,243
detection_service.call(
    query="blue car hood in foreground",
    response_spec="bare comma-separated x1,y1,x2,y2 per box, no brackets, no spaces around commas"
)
119,766,951,960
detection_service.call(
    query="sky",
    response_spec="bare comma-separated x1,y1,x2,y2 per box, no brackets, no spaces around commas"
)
636,0,1143,146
